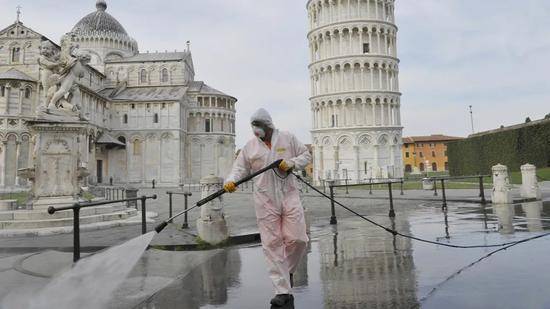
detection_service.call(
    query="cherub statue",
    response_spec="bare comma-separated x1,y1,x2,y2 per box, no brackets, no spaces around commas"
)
37,40,61,109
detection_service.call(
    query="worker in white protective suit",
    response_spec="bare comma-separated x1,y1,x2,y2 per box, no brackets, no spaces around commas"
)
224,108,311,307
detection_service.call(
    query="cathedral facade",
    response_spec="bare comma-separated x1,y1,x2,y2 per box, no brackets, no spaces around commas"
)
0,1,237,191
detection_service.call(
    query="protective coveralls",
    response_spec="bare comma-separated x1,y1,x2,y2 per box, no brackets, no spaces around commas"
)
225,109,311,295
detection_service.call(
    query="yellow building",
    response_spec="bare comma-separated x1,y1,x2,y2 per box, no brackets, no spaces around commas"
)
402,135,463,174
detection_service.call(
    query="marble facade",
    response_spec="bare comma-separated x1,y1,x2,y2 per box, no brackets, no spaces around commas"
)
0,1,237,191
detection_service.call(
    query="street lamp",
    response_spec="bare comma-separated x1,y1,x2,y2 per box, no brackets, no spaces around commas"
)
469,105,475,134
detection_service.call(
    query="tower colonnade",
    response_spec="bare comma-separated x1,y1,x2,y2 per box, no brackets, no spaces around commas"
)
308,0,403,183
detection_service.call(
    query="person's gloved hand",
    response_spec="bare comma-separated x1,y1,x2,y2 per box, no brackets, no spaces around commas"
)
223,182,237,193
278,160,295,172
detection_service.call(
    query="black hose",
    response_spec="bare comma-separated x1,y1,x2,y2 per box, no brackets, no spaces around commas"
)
292,173,550,249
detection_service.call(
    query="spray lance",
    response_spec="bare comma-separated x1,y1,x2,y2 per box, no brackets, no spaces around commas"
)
154,159,283,234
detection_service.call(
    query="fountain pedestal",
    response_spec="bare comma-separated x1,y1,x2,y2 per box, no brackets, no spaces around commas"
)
23,116,91,210
196,175,229,245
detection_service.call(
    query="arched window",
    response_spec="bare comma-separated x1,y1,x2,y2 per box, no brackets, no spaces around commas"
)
123,114,128,124
11,47,21,63
24,88,31,99
161,68,169,83
405,164,412,173
118,136,126,144
140,69,147,84
432,162,437,171
153,113,159,123
419,163,425,172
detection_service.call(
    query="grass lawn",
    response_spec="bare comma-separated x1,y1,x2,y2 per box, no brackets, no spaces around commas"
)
458,167,550,185
345,180,481,192
0,191,29,206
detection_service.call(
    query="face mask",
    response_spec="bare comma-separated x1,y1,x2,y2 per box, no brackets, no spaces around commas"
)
252,125,266,139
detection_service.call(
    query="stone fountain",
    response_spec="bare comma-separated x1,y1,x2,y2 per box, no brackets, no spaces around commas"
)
0,35,138,235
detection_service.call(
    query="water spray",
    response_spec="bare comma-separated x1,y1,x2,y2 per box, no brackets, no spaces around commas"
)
154,159,283,234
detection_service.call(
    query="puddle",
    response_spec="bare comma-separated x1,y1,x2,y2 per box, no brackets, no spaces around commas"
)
137,201,550,308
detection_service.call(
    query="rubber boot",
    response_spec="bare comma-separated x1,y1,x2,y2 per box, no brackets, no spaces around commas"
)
270,294,292,307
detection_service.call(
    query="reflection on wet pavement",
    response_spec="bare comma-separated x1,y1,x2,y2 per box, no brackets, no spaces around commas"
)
139,200,550,308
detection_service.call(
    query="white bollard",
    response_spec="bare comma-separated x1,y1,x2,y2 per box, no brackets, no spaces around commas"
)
522,201,543,233
493,204,515,235
520,164,542,200
491,164,513,204
422,178,434,190
196,175,229,245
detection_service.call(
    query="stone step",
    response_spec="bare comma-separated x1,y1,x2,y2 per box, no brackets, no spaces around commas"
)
0,204,130,221
0,209,138,229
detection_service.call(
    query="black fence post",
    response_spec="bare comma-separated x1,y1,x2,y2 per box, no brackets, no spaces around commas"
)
388,182,396,218
141,196,147,234
152,179,156,189
345,178,349,194
479,176,487,204
329,184,337,225
73,204,81,262
182,192,192,229
433,179,438,196
168,192,173,222
441,179,447,209
369,178,373,195
400,178,404,195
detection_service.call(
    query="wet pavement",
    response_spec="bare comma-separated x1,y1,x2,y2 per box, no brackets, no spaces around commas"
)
133,200,550,309
1,184,550,308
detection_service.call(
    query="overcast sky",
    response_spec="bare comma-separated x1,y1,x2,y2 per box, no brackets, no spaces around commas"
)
1,0,549,148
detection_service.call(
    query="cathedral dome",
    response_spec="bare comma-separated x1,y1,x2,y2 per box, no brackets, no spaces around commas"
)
71,0,128,35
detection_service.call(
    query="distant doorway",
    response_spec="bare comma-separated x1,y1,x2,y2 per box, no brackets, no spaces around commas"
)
97,160,103,183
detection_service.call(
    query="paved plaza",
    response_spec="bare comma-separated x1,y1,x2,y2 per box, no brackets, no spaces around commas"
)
0,182,549,308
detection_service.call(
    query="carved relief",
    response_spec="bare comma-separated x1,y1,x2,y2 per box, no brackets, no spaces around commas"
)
44,139,71,154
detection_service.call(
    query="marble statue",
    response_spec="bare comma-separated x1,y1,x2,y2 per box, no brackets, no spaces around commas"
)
37,40,61,108
38,35,89,116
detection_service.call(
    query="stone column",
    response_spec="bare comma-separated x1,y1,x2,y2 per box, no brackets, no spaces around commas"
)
4,86,11,114
14,141,21,186
18,88,23,115
354,145,360,183
196,175,229,245
333,146,339,178
520,163,541,200
0,141,6,187
319,145,324,181
491,164,512,204
373,145,379,177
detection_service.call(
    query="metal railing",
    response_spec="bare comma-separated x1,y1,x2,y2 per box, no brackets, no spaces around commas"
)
364,178,405,196
48,195,157,262
166,191,193,229
327,180,403,224
428,175,490,208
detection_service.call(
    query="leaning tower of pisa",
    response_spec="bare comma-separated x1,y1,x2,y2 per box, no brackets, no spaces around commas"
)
307,0,403,183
